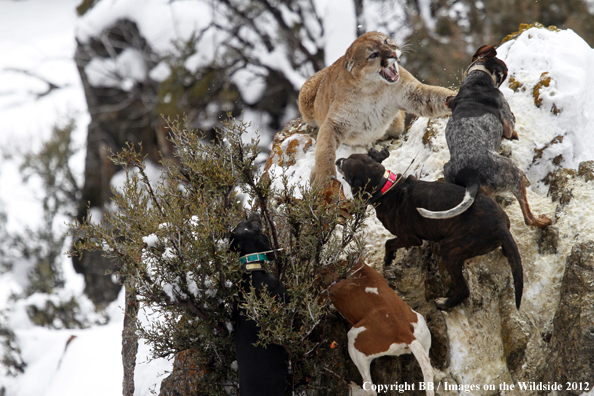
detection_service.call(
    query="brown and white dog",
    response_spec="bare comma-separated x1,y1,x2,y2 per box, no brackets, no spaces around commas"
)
329,260,434,396
417,45,552,228
336,147,523,311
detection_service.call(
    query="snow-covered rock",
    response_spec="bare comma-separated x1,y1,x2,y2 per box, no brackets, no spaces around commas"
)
266,25,594,394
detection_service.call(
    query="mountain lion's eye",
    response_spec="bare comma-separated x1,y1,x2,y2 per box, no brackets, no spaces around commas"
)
369,53,378,59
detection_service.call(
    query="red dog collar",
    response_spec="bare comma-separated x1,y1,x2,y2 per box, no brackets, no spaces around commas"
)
367,170,400,204
380,170,398,194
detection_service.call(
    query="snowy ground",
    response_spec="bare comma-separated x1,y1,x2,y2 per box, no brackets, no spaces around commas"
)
0,1,170,395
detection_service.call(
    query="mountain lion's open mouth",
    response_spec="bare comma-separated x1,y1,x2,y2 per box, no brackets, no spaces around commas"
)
380,63,399,83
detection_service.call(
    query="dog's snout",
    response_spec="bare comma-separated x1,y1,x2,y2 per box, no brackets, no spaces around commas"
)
336,158,344,168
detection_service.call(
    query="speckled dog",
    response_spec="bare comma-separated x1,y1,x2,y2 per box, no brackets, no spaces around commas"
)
417,45,552,228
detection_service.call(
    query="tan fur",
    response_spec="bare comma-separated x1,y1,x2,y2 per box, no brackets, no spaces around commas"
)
298,31,455,187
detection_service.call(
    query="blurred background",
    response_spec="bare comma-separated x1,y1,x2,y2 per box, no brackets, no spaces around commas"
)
1,0,594,394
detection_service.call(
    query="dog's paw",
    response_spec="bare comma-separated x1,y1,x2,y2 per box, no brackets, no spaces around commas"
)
435,298,452,311
383,254,396,267
538,215,553,227
445,95,455,108
529,214,553,228
511,130,519,140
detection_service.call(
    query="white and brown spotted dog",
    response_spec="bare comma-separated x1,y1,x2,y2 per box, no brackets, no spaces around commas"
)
298,31,455,188
329,260,434,396
417,45,552,228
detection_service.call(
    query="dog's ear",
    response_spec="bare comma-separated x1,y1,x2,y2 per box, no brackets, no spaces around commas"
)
472,45,497,61
484,57,508,86
368,147,390,163
247,212,262,229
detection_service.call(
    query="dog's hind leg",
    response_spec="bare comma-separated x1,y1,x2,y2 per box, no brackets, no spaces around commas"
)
509,168,552,228
410,312,434,396
435,257,469,310
347,327,377,396
491,155,552,228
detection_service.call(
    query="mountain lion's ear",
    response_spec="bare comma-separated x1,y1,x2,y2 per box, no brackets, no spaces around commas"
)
345,58,354,73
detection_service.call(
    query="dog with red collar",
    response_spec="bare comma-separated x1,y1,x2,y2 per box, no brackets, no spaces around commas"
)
230,214,287,396
336,147,523,311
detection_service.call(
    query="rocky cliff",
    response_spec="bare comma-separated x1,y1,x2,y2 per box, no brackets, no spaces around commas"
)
263,25,594,395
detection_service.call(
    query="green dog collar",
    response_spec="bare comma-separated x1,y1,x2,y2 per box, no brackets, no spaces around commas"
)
238,253,270,265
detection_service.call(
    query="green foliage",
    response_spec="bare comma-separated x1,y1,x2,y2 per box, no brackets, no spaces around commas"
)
17,118,81,295
0,118,83,376
72,115,368,394
156,34,243,132
0,314,26,376
26,297,88,329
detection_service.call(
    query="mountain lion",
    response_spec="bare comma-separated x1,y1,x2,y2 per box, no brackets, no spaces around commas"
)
298,31,455,187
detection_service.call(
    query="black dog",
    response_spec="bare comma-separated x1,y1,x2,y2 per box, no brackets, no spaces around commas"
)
230,214,287,396
417,45,551,228
336,148,523,311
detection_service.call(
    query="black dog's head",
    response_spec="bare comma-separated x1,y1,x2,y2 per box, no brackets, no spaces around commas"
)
465,45,508,87
230,213,275,260
335,147,389,198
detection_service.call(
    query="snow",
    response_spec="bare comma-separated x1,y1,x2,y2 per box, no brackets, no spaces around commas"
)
0,1,171,394
498,27,594,189
76,0,214,54
85,48,148,90
0,0,87,234
1,288,170,396
317,0,357,65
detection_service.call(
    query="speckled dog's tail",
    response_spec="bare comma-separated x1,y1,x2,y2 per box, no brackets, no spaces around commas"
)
417,168,480,219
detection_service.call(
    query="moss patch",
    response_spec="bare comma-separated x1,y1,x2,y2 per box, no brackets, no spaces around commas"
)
422,118,443,147
507,75,525,93
500,22,560,45
531,72,562,115
533,72,552,108
533,135,563,162
265,119,315,172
